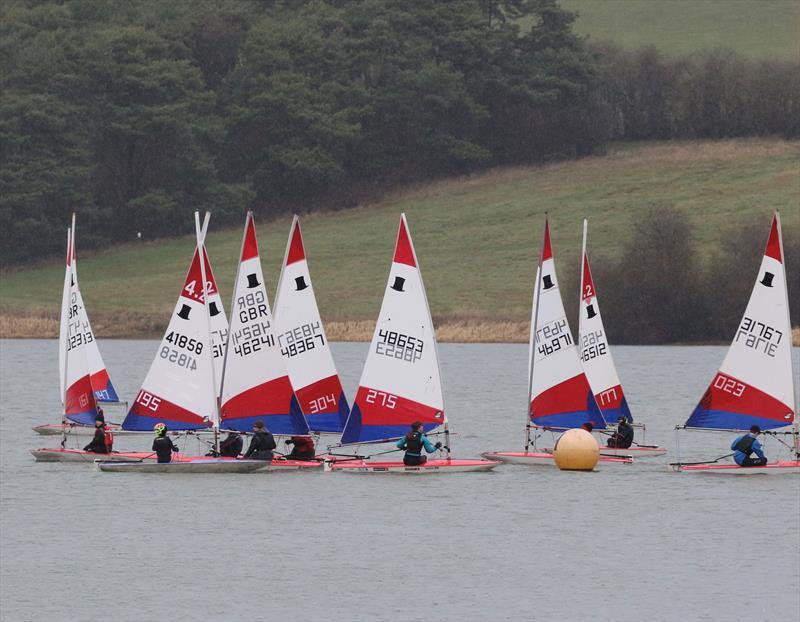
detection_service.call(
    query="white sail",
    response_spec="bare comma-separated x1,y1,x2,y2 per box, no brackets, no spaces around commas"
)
219,212,309,435
273,216,349,433
122,216,216,431
529,219,605,429
68,215,119,403
578,219,632,422
202,246,229,398
687,211,795,429
340,214,445,444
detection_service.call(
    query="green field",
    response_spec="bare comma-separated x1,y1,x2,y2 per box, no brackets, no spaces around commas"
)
1,139,797,337
562,0,798,60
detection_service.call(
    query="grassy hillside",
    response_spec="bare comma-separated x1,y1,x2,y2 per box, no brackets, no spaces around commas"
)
562,0,798,60
1,139,798,339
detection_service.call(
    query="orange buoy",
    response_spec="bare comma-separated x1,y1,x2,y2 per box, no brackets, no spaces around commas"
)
553,428,599,471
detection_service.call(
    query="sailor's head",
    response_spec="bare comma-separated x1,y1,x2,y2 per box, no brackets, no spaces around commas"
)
581,422,594,432
253,421,264,431
411,421,423,433
153,422,167,437
750,425,761,435
618,415,627,423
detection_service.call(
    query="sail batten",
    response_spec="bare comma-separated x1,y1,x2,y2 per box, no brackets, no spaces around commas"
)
686,212,795,430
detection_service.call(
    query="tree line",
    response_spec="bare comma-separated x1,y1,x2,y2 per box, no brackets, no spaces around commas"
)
558,208,800,345
1,0,798,267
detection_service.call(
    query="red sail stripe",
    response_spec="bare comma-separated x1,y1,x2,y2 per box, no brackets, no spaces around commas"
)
354,386,442,427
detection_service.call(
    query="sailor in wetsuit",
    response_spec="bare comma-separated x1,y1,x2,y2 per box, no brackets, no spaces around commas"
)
285,435,316,460
83,417,111,454
607,415,634,449
218,432,243,458
152,423,180,463
731,425,767,467
396,421,441,466
243,421,276,461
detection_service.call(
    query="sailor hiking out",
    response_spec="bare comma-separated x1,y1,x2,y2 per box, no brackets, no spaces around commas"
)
396,421,441,466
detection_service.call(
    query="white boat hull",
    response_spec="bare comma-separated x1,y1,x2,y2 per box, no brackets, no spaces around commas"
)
96,459,268,473
481,451,633,466
539,445,667,458
328,458,499,473
31,448,160,463
670,460,800,474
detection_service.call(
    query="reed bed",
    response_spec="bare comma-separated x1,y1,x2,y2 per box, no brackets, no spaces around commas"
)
6,310,796,345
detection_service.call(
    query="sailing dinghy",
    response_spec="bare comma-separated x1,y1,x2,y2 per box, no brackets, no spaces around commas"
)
218,212,311,437
329,215,498,473
98,212,269,473
576,219,665,458
273,216,350,434
31,223,143,462
671,211,799,474
33,215,126,437
483,218,632,467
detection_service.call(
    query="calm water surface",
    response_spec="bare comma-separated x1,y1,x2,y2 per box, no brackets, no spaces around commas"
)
1,341,798,622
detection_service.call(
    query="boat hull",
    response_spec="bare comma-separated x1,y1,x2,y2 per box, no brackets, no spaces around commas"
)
177,455,322,470
540,446,667,458
96,459,268,473
671,460,800,474
30,448,160,463
481,451,633,466
328,458,499,473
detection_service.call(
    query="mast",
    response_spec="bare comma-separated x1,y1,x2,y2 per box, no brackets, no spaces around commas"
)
775,210,800,457
525,216,546,451
60,226,72,449
194,211,220,453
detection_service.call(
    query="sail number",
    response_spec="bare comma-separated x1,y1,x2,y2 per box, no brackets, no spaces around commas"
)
580,330,607,362
735,316,782,357
184,279,216,302
160,346,198,370
237,291,269,324
136,390,161,411
376,330,423,362
365,389,397,409
231,320,275,356
278,321,325,358
536,319,572,357
713,373,745,398
66,322,94,351
165,331,204,354
307,393,337,414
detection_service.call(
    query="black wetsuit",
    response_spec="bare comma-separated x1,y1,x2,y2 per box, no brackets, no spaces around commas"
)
83,428,110,454
152,435,179,463
219,435,243,458
607,421,634,449
244,430,276,461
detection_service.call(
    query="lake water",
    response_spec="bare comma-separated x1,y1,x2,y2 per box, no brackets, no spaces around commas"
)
1,341,798,622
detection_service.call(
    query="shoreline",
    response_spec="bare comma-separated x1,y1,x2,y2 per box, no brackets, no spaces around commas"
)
2,312,799,345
